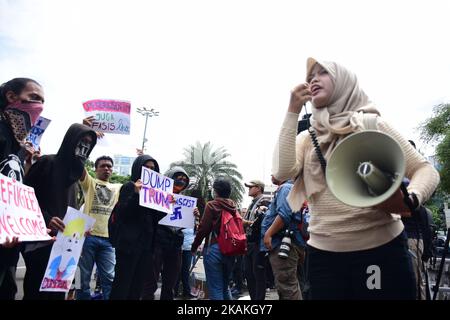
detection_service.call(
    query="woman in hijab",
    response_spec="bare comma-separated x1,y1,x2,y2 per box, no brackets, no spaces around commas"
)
273,58,440,299
109,154,166,300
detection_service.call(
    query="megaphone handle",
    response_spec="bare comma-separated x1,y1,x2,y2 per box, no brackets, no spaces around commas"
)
400,182,416,215
308,127,327,175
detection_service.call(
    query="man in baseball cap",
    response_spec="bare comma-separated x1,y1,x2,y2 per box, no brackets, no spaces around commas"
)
244,180,265,192
243,179,271,300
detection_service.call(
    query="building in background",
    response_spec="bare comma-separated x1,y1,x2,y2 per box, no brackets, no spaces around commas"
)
113,154,135,176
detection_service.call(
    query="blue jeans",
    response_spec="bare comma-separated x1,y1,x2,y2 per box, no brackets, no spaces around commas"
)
76,236,116,300
203,244,233,300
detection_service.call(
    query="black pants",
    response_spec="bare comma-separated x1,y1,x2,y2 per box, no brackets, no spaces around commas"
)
307,232,416,300
110,249,152,300
231,255,244,291
0,266,17,300
141,245,182,300
244,242,266,300
22,245,65,300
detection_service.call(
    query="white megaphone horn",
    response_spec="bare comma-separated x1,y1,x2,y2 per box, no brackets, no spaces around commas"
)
326,130,406,208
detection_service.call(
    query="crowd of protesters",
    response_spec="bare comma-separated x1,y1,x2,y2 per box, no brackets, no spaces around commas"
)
0,58,440,301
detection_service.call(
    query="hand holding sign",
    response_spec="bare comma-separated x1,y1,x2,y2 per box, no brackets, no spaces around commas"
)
49,216,65,234
83,116,105,139
134,179,143,194
1,236,20,248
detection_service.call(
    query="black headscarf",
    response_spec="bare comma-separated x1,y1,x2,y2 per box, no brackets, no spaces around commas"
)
131,154,160,182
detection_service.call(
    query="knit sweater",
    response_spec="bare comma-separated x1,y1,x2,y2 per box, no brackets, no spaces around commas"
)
273,112,440,252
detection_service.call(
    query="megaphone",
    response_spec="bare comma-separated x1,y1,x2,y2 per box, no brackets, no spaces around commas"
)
326,130,405,208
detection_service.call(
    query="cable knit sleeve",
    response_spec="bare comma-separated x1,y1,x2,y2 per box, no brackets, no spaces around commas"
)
272,112,309,181
377,119,440,204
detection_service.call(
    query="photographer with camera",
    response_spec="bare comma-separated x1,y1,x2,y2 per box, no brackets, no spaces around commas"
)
243,180,271,300
261,176,307,300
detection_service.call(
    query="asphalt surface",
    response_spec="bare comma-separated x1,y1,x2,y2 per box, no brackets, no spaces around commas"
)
15,254,279,300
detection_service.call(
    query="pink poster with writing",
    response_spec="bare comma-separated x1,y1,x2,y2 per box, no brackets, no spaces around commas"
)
83,99,131,135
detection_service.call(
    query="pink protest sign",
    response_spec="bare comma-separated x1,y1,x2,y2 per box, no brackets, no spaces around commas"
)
83,99,131,135
0,174,51,243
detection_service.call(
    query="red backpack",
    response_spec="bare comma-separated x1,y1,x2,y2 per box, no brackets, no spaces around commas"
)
216,209,247,256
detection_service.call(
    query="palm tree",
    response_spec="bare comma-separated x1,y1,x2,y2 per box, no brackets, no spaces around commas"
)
170,141,245,208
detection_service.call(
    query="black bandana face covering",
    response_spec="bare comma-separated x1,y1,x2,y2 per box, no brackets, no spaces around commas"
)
74,140,91,161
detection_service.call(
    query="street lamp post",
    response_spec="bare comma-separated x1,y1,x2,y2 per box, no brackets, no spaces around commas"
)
136,107,159,152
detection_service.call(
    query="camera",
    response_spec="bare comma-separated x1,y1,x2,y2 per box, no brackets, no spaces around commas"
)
278,230,293,259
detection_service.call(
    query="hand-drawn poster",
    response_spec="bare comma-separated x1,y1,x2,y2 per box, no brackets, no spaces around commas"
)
139,167,174,215
83,99,130,135
26,116,51,149
0,173,51,243
40,207,95,292
159,194,197,229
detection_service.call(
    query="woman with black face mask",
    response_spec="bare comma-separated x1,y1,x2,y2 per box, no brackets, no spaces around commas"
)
109,154,166,300
141,166,192,300
0,78,45,300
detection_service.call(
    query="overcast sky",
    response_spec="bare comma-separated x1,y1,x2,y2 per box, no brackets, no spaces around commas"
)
1,0,449,207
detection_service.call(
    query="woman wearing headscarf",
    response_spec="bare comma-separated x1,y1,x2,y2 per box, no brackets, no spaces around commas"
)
109,154,166,300
141,166,191,300
272,58,440,299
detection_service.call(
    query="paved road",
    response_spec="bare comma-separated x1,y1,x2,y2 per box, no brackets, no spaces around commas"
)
15,254,279,300
16,254,26,300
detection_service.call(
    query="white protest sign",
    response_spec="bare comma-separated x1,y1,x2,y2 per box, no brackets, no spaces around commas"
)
26,116,51,149
0,173,51,244
159,195,197,229
83,99,130,135
40,207,95,292
139,167,174,215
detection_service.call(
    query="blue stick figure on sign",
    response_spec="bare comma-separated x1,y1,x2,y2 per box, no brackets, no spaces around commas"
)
170,206,182,220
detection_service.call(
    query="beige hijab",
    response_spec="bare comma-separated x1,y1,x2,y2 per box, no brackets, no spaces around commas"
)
287,57,381,211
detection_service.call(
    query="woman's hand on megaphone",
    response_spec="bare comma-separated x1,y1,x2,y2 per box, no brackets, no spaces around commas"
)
375,188,411,217
288,83,312,114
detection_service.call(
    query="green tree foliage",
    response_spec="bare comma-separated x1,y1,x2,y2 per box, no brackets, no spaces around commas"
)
170,141,245,208
420,103,450,193
426,187,447,231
